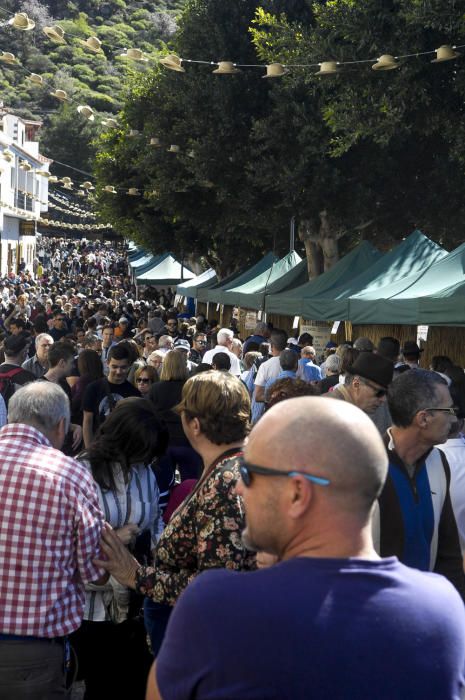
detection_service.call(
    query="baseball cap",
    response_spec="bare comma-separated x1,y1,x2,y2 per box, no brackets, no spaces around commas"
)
174,339,191,352
119,317,128,324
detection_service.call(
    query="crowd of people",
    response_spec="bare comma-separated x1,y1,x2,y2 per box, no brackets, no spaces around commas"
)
1,237,465,699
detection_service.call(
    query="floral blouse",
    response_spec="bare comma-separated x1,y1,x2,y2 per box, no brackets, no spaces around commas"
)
136,448,256,606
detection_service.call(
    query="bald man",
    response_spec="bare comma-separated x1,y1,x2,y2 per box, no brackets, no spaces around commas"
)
103,398,465,700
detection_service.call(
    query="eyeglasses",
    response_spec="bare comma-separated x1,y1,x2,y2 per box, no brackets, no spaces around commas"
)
136,378,151,384
423,406,458,416
360,378,387,398
239,459,330,488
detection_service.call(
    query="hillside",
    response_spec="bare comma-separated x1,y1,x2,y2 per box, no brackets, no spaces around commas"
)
0,0,187,171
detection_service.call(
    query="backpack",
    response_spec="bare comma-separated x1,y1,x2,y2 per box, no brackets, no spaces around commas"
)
0,367,23,406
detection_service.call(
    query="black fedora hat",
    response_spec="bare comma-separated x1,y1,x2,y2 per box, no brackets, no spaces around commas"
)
348,352,394,389
401,340,424,356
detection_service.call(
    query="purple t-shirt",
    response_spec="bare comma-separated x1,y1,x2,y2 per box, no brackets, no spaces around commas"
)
157,557,465,700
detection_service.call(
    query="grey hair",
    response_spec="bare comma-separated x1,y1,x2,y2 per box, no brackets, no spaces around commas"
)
8,382,70,434
158,335,173,349
35,333,53,348
325,354,342,373
388,369,448,427
254,321,268,335
217,328,234,345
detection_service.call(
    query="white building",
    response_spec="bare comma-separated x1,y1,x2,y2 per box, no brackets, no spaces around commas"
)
0,109,51,277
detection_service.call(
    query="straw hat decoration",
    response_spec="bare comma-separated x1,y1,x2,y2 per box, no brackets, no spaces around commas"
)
81,181,95,190
77,105,95,121
36,170,51,178
167,144,180,153
119,48,148,62
48,176,59,183
28,73,44,86
128,129,140,137
316,61,339,75
43,25,66,44
61,176,72,184
0,52,17,65
212,61,240,74
431,45,461,63
263,63,288,78
50,89,69,101
9,13,35,31
160,54,185,72
149,137,161,147
79,36,103,53
3,149,13,162
127,187,141,196
104,185,117,193
372,55,399,70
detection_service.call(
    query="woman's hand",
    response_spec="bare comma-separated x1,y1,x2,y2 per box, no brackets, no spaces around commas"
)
93,523,140,589
69,423,83,450
115,523,140,546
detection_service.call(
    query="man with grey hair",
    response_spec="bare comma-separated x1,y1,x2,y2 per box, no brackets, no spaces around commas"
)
202,328,241,375
317,353,341,393
22,332,54,378
242,321,270,354
157,334,174,356
0,382,105,698
140,397,465,699
378,368,465,599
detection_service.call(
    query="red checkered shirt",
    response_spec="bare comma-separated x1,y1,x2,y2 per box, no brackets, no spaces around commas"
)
0,424,105,637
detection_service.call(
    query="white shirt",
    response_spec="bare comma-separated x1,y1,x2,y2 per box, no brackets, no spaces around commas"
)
254,356,282,387
202,345,241,376
437,436,465,553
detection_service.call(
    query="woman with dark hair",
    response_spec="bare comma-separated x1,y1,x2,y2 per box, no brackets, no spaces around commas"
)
95,371,256,656
70,349,103,424
70,398,168,700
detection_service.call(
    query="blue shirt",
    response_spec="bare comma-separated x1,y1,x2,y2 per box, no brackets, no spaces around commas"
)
157,557,465,700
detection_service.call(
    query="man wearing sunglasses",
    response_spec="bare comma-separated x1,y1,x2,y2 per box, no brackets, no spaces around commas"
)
148,397,465,700
378,368,465,599
329,351,393,414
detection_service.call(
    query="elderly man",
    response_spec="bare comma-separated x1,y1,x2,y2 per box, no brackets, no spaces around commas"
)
329,351,393,415
22,332,54,378
138,397,465,699
0,382,105,698
377,369,465,598
202,328,241,376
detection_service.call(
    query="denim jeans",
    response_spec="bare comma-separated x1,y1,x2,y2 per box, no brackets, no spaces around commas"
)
143,599,173,657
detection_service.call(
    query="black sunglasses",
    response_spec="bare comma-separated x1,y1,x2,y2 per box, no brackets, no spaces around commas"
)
360,378,387,398
239,459,330,488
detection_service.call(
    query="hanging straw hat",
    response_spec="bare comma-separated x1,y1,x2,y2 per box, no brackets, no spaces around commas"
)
28,73,44,86
0,52,17,65
50,89,69,101
2,149,13,161
167,144,180,153
263,63,288,78
372,54,399,71
79,36,103,53
43,25,66,44
128,129,140,137
149,137,161,146
63,183,73,190
104,185,117,194
102,118,118,128
127,187,141,196
81,181,95,190
160,54,185,72
431,45,461,63
9,12,35,31
119,48,148,62
19,161,32,171
77,105,95,121
48,175,58,183
315,61,339,75
61,176,72,184
212,61,240,74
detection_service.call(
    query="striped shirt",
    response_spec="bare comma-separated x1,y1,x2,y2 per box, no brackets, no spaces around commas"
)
0,424,104,637
79,460,164,621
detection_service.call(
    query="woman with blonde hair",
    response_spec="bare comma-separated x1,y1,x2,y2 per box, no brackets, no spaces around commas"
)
95,371,256,655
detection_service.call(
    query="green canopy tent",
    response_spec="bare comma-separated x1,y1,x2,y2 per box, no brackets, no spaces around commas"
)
265,241,381,317
296,230,446,321
199,252,278,305
176,268,217,297
348,242,464,325
219,251,302,310
128,252,155,270
135,254,195,286
133,253,167,278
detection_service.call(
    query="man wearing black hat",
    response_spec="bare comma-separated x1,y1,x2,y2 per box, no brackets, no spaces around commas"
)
329,352,394,416
0,335,36,407
399,340,423,370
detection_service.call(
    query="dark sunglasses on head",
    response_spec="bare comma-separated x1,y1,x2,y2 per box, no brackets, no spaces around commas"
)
239,459,330,488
